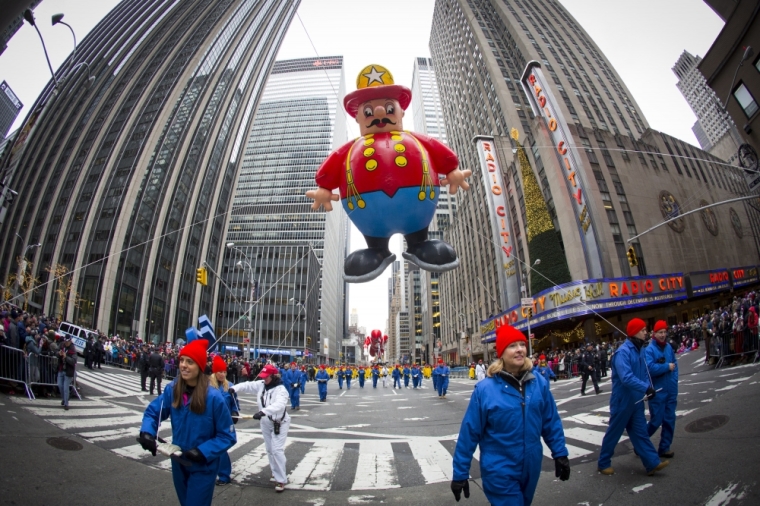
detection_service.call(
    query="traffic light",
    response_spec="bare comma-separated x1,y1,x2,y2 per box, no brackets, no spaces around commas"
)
525,307,533,318
626,246,638,267
306,336,312,345
196,267,208,286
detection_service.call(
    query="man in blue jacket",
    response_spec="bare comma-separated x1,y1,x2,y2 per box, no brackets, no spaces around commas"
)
392,364,402,389
598,318,669,476
645,320,678,458
411,364,421,388
402,364,411,388
337,366,345,390
358,366,366,388
371,365,379,388
284,363,301,410
315,365,329,401
345,367,353,390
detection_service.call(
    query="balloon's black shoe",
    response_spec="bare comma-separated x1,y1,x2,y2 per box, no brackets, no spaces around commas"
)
402,228,459,272
344,235,395,283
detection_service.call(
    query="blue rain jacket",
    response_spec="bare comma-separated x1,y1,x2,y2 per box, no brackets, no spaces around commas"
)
434,365,449,388
141,381,237,472
283,369,300,390
532,364,556,382
403,367,411,378
316,369,329,384
610,339,651,412
644,341,678,396
392,368,401,380
453,371,567,504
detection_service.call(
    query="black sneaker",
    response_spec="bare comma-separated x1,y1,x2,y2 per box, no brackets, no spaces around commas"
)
344,248,395,283
402,239,459,273
580,391,586,396
596,389,603,395
659,450,674,458
216,480,230,486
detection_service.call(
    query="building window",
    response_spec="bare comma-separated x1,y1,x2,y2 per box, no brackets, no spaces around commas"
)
734,83,758,117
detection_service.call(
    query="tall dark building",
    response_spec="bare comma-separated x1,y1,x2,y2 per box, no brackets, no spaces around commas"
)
0,81,23,140
430,0,760,360
0,0,300,342
0,0,43,55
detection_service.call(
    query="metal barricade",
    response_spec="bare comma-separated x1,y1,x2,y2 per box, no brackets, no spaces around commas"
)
712,328,760,368
0,345,33,399
26,353,81,401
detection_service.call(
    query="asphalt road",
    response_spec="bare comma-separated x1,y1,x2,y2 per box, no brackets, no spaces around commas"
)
1,350,758,505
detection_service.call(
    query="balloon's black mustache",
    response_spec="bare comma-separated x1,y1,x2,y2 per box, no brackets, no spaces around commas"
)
367,118,396,127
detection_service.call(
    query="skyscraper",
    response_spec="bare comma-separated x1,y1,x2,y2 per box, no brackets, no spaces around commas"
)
0,0,300,342
673,50,742,163
0,0,43,55
430,0,760,359
220,56,348,363
0,81,23,140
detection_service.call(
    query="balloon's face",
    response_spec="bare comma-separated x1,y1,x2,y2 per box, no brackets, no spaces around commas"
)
356,98,404,136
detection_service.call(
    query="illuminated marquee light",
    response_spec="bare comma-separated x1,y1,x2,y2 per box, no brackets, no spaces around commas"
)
520,61,605,278
474,136,521,309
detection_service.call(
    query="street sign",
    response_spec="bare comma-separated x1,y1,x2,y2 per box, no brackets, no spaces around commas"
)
521,297,534,308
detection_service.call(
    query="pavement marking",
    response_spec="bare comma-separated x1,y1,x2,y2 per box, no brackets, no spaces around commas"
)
78,426,168,443
232,440,292,483
542,440,592,460
112,443,149,461
352,440,400,490
46,414,144,430
693,357,706,365
633,483,653,493
391,389,398,395
726,377,753,383
286,439,343,490
701,399,713,403
407,438,454,483
681,381,715,386
74,376,134,397
714,385,737,392
592,406,610,413
228,431,260,452
8,397,109,407
340,391,347,397
675,409,697,417
402,417,428,421
23,407,135,417
563,413,609,427
563,426,623,446
718,372,740,377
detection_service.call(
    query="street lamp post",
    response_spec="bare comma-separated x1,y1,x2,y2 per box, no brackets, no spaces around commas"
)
14,235,41,302
521,259,541,358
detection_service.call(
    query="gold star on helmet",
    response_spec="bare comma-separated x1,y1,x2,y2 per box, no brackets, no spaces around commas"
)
357,64,395,89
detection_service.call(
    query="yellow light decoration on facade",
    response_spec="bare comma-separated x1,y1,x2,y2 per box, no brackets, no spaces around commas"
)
515,138,554,243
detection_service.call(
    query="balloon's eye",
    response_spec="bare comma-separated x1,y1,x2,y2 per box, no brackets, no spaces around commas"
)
385,103,395,115
363,107,373,118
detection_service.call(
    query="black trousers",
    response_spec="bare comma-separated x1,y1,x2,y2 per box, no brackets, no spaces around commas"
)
581,370,599,393
140,370,149,390
149,371,162,394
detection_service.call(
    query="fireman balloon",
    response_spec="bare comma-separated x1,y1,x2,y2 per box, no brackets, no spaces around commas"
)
306,64,472,283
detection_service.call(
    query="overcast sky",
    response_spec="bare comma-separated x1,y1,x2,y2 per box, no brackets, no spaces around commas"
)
0,0,725,335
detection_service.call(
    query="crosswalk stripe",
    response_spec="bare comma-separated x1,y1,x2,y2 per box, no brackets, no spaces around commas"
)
232,440,293,484
564,426,625,447
78,426,170,443
74,375,134,397
78,370,142,389
407,438,453,483
112,443,150,461
46,414,144,430
542,440,592,460
23,407,135,417
228,431,260,452
352,440,400,490
287,440,344,490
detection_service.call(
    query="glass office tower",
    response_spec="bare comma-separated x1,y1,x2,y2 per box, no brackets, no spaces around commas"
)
0,0,300,342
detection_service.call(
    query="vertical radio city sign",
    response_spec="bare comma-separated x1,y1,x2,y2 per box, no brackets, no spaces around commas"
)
473,135,521,309
520,61,605,279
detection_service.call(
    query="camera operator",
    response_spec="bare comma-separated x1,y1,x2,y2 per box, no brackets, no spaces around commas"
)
229,364,290,492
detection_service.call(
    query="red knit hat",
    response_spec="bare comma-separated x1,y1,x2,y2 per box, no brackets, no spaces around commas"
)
179,339,208,368
495,325,527,358
627,318,647,337
653,320,668,332
211,355,227,374
438,358,444,364
319,364,326,369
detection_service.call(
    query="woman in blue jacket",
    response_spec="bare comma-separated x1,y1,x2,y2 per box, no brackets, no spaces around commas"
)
452,325,570,505
138,340,237,506
209,355,239,486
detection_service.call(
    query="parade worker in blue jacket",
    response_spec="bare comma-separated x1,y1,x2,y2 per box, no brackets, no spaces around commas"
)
434,359,450,398
138,340,237,506
300,366,307,394
345,366,353,390
337,366,345,389
452,325,569,505
372,365,380,388
316,364,329,401
209,355,239,487
283,362,301,411
411,364,421,388
358,366,366,388
533,359,556,383
403,365,411,388
392,364,402,389
432,361,440,392
598,318,670,476
644,320,678,458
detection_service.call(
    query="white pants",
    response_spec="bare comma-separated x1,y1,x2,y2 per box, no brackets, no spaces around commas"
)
382,376,387,388
261,416,290,483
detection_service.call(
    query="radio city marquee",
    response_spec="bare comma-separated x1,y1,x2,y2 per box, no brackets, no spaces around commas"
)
481,265,760,339
521,61,605,279
474,135,521,309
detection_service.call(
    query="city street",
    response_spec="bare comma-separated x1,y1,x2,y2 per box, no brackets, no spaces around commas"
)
1,353,759,505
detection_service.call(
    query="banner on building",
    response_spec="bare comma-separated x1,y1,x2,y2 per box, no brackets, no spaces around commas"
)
520,61,605,278
686,268,731,297
474,135,521,309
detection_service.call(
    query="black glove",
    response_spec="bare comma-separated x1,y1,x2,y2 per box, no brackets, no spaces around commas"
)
450,479,470,501
252,410,265,420
656,357,666,364
646,386,656,400
182,448,206,464
138,432,157,456
553,376,557,382
231,411,239,425
554,456,570,481
227,387,235,395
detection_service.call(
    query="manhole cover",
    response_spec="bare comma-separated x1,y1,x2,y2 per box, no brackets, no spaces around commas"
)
46,437,83,451
684,415,729,433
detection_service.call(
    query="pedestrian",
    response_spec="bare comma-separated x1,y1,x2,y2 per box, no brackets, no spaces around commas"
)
597,318,669,476
358,365,366,388
371,365,379,388
434,359,450,398
284,362,301,411
138,340,237,506
209,355,238,486
138,343,150,391
580,343,601,395
148,346,165,395
403,364,411,388
57,336,77,410
644,320,678,459
432,360,440,393
411,364,421,388
95,336,105,369
230,364,291,492
392,364,402,389
316,364,329,401
599,343,609,377
84,336,94,370
475,359,486,383
451,324,570,505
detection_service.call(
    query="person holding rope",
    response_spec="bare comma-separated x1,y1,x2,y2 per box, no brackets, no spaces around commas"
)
209,355,239,486
597,318,669,476
644,320,678,459
138,340,237,506
230,364,291,492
